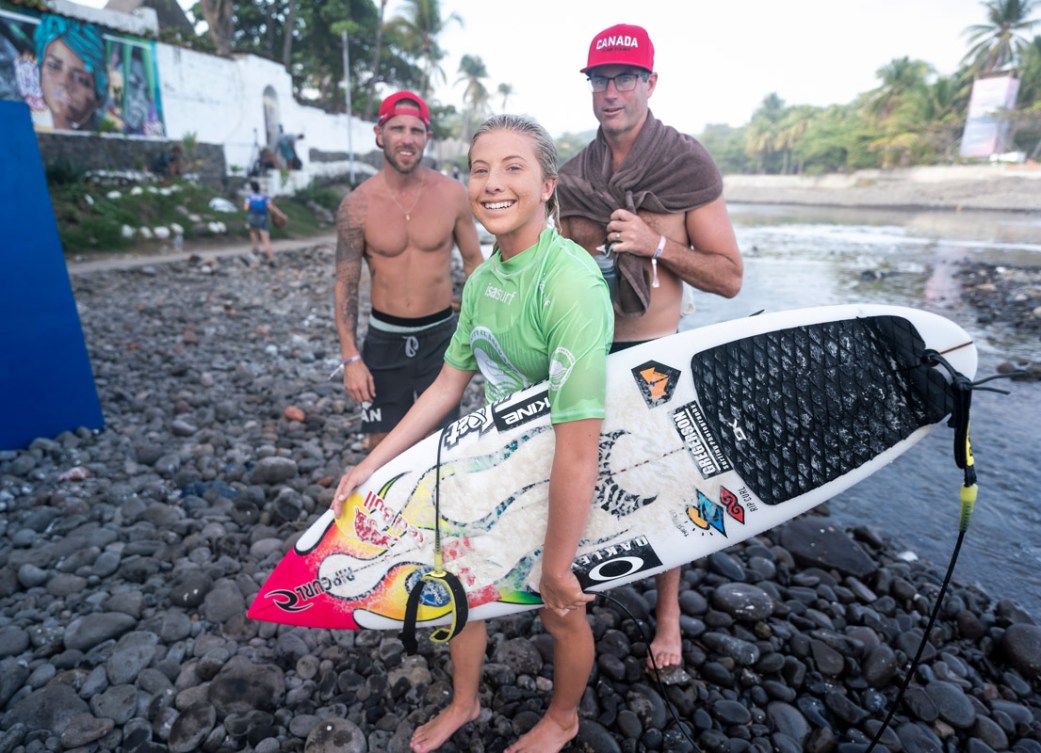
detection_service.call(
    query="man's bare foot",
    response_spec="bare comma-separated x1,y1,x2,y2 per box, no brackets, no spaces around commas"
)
504,710,579,753
647,618,683,670
410,700,480,753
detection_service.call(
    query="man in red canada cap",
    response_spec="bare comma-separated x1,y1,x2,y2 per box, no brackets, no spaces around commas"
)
334,91,483,450
558,24,744,673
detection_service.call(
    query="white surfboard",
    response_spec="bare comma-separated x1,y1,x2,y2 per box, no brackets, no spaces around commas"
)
247,304,977,631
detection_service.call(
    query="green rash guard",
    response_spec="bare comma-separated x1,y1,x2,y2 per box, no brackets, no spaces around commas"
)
444,227,613,423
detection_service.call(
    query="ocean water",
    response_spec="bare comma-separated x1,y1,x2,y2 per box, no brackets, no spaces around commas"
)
682,203,1041,618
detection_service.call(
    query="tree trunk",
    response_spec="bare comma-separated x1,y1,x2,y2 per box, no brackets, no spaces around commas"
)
281,0,295,68
200,0,234,57
364,0,389,120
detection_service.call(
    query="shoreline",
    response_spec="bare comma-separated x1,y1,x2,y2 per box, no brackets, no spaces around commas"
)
723,164,1041,213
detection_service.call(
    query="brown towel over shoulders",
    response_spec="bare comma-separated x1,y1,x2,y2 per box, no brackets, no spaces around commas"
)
558,112,723,317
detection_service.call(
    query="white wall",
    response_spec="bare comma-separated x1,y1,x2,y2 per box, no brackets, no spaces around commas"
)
156,45,378,194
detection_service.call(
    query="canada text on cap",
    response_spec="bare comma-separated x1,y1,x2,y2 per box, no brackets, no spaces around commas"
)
377,91,431,128
580,23,654,74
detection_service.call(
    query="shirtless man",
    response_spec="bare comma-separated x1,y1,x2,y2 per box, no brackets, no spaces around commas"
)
335,91,483,448
558,24,743,671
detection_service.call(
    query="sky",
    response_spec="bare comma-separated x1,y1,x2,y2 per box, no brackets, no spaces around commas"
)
422,0,994,137
74,0,997,137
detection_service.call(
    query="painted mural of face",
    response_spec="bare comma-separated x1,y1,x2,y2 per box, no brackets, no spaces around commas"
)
39,38,98,130
123,55,149,131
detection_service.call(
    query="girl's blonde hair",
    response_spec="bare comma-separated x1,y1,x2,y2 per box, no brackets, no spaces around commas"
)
469,114,560,227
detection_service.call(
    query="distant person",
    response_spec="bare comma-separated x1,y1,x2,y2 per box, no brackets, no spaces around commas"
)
250,146,279,176
278,128,304,170
33,14,106,131
332,113,613,753
557,23,743,672
333,90,482,450
243,179,285,266
451,164,461,181
152,143,183,180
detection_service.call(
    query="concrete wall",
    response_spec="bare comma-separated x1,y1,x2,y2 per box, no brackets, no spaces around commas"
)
156,45,381,195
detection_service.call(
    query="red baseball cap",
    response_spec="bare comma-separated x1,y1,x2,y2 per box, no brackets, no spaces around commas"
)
580,23,654,74
377,91,431,128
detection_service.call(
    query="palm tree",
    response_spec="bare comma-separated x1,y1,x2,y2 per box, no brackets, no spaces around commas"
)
497,82,514,112
866,57,933,120
744,93,785,173
457,54,490,141
964,0,1041,73
386,0,462,98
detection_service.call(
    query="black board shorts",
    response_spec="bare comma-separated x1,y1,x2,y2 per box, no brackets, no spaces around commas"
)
360,310,460,433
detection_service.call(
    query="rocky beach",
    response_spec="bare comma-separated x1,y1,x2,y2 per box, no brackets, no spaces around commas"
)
0,235,1039,753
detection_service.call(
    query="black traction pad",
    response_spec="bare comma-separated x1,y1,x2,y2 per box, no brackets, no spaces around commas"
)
689,315,954,506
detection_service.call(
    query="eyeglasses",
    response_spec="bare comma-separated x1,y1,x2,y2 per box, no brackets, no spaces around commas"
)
587,72,649,93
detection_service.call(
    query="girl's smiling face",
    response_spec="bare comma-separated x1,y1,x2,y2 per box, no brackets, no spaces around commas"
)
468,129,556,259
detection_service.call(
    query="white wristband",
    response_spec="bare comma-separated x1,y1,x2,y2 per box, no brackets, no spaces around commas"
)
651,235,665,289
341,354,362,366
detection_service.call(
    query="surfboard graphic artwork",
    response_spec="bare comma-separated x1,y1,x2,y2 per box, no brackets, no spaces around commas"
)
247,305,977,631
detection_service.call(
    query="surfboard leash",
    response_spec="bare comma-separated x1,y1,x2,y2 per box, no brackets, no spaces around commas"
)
400,428,469,655
597,591,703,751
864,351,1020,752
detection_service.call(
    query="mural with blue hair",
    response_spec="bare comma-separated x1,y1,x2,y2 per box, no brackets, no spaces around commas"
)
0,5,165,136
33,14,107,131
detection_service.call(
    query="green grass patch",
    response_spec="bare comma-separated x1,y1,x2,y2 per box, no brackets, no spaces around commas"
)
50,178,341,256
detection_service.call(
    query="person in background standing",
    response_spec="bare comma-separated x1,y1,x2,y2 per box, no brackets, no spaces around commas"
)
243,179,285,267
557,22,743,673
278,127,304,170
334,91,483,450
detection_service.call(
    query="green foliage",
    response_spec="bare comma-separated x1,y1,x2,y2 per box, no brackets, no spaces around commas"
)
698,124,754,174
555,130,595,164
45,157,88,186
48,175,340,256
292,182,343,212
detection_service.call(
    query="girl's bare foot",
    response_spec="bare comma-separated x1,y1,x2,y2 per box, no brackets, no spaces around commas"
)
410,700,480,753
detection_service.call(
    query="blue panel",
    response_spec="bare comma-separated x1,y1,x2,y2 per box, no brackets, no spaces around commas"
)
0,100,103,450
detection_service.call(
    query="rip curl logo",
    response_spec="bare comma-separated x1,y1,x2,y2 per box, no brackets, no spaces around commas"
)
631,360,679,409
596,35,641,51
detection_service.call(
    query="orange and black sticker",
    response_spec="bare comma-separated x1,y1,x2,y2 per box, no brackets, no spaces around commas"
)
630,360,679,408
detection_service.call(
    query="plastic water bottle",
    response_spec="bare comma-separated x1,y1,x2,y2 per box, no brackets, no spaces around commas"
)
174,231,183,253
594,245,617,299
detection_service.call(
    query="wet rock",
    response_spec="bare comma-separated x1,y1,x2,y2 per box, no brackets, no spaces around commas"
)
3,684,89,732
1002,624,1041,680
304,717,367,753
63,612,138,652
208,655,286,715
779,518,876,579
711,582,774,621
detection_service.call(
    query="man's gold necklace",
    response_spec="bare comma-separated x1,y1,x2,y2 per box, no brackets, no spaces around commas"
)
382,171,426,222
